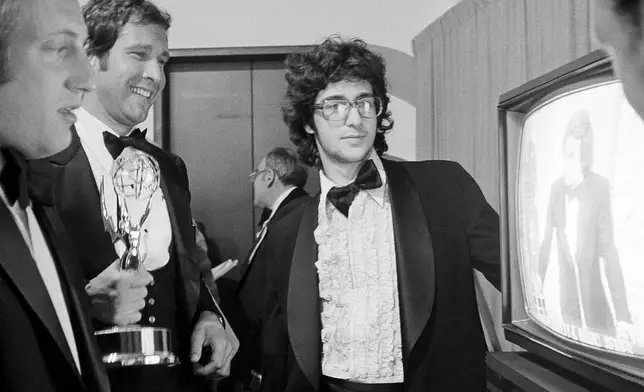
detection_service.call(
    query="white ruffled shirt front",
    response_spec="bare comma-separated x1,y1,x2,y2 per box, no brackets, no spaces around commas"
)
315,151,404,383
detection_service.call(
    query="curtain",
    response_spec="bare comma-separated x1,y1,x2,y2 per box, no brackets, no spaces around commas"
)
413,0,595,350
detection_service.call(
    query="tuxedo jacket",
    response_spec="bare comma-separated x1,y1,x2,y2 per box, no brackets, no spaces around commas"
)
0,200,110,392
52,128,220,350
224,187,312,385
256,159,501,392
238,186,313,310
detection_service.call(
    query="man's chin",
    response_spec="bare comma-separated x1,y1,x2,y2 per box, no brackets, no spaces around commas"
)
45,127,74,156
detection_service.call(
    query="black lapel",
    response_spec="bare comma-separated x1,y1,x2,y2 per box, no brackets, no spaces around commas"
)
287,199,321,391
0,202,81,385
53,127,117,279
382,159,436,362
33,203,110,392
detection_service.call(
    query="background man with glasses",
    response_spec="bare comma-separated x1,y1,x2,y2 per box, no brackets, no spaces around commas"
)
253,36,501,392
219,147,311,391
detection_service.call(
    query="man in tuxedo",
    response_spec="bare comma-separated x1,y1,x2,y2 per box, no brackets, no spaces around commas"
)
226,147,311,391
255,36,501,392
47,1,238,391
241,147,311,288
0,0,110,391
538,110,632,337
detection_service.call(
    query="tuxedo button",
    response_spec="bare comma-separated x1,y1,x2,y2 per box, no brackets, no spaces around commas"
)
149,316,156,324
148,298,155,305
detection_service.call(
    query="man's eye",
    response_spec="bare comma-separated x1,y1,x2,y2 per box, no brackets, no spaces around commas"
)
325,102,347,111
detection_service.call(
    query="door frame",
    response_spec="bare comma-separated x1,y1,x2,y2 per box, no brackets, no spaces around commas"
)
154,45,313,149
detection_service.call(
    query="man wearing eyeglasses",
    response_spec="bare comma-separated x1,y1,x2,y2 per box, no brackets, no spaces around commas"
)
220,147,311,391
253,36,501,392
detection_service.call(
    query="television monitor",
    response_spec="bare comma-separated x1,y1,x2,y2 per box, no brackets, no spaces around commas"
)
498,50,644,390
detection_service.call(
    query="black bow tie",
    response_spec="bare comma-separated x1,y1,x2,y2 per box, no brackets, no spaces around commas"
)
0,147,59,208
326,159,382,217
103,128,147,160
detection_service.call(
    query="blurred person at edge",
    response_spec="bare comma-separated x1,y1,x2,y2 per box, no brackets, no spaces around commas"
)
0,0,110,391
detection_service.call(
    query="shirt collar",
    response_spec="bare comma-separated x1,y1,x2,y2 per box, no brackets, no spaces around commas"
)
73,107,119,172
265,186,297,224
319,149,387,210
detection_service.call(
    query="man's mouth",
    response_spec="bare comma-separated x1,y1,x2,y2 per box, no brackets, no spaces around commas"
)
58,104,80,114
131,86,153,99
58,104,80,122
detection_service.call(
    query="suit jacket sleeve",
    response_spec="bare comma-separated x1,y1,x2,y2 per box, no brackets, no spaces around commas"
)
452,163,502,291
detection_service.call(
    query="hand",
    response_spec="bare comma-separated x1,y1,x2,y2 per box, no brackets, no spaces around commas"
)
85,260,154,325
190,311,237,379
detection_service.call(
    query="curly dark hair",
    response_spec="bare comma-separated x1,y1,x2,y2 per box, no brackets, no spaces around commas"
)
82,0,171,68
282,36,394,167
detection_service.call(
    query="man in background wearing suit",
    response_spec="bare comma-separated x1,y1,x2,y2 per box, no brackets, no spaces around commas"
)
46,1,238,391
256,36,501,392
224,147,311,391
0,0,110,391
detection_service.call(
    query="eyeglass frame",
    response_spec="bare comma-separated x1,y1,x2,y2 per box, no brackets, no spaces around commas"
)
311,95,383,122
248,169,271,182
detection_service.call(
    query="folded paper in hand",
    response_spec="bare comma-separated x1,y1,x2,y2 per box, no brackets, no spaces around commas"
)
211,259,238,280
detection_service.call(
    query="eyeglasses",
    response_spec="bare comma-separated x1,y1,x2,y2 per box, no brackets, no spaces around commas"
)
248,169,269,182
312,96,382,122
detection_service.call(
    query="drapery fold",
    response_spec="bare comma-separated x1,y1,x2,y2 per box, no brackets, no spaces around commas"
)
413,0,595,350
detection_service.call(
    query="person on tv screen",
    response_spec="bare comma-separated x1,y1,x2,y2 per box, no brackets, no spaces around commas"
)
538,110,633,338
253,35,501,392
592,0,644,120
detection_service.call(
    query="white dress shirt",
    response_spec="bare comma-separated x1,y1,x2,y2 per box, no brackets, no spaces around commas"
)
74,108,172,271
315,151,404,383
0,153,81,372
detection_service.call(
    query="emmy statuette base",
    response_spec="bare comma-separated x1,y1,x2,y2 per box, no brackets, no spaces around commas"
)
95,326,179,367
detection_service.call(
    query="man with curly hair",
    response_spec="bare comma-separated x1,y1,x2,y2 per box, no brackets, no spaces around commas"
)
252,36,501,392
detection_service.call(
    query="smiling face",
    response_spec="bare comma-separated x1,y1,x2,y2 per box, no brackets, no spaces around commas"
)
90,21,169,134
305,80,378,171
0,0,93,158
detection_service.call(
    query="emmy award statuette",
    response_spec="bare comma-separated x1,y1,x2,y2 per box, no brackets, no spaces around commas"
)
95,147,178,367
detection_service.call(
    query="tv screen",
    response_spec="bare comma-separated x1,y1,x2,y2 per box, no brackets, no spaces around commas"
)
499,50,644,389
519,80,644,356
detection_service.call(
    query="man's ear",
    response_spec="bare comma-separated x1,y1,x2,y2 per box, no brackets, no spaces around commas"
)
305,124,316,135
265,169,276,187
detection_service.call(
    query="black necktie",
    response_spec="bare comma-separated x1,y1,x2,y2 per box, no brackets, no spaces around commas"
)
102,128,147,160
327,159,382,217
0,147,58,208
